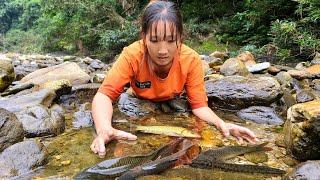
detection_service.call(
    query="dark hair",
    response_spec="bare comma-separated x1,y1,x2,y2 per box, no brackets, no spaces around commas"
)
141,0,183,44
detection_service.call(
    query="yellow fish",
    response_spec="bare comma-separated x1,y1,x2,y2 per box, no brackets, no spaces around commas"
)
134,125,201,138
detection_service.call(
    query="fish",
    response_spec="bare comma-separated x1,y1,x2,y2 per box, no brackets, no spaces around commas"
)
73,138,183,179
190,142,285,175
134,125,201,138
117,139,195,180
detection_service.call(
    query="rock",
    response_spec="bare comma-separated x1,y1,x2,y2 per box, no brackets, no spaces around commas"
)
63,55,76,61
89,60,104,69
118,93,158,117
281,86,297,108
209,51,229,60
275,71,293,86
0,108,24,152
58,83,100,107
0,60,15,92
247,62,270,73
296,90,315,103
0,140,47,179
284,160,320,180
38,79,72,97
311,52,320,65
220,58,250,77
73,103,93,129
268,65,281,74
0,89,56,113
20,62,90,86
273,65,295,71
311,79,320,91
305,64,320,78
205,75,282,109
284,100,320,160
199,55,212,62
201,60,212,75
295,62,309,70
15,104,65,137
287,69,310,79
236,51,256,66
91,73,105,83
237,106,284,125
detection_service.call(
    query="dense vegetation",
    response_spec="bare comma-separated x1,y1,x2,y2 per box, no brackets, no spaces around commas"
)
0,0,319,62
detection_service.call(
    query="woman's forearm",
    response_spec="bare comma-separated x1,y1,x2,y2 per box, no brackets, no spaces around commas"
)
192,106,225,128
92,92,114,133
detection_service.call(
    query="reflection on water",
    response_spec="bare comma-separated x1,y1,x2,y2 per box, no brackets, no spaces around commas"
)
34,108,289,179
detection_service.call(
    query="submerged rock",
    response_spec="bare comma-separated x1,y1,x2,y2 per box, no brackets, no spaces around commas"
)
73,103,93,129
118,93,158,117
205,76,282,109
284,160,320,180
237,106,284,125
15,104,65,137
0,140,47,179
0,89,56,112
0,108,24,152
284,100,320,160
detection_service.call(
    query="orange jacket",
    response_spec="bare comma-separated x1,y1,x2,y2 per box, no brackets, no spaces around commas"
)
98,40,208,109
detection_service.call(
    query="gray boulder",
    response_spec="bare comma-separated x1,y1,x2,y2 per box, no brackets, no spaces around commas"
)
284,160,320,180
237,106,284,125
247,62,270,73
220,58,250,77
205,75,282,109
0,60,15,92
0,108,24,152
0,140,47,179
15,104,65,138
284,100,320,160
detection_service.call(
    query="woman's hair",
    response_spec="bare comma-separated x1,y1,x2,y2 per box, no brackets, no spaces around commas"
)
141,0,183,44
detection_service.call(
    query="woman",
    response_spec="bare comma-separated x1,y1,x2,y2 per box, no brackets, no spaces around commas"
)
91,0,259,157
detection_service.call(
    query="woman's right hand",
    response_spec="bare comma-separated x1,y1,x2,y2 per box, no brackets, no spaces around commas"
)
90,127,137,158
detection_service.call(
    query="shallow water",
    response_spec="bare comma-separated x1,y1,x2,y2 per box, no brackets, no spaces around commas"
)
32,107,293,179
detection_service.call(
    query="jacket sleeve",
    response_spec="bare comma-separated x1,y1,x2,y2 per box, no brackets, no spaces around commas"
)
98,47,135,102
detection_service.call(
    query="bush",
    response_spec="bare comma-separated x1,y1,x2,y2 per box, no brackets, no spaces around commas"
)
0,29,43,53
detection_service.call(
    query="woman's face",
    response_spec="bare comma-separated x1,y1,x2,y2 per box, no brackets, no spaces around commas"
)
145,21,181,68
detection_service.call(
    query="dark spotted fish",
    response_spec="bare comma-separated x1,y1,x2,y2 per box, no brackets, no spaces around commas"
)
74,138,183,179
191,142,285,175
117,139,195,180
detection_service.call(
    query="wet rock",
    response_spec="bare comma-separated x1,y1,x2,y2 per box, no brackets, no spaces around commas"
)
284,100,320,160
236,51,256,66
0,60,15,92
296,90,315,103
209,51,229,60
237,106,283,125
311,79,320,91
275,72,293,86
15,104,65,137
220,58,250,77
0,140,47,179
247,62,270,73
0,82,34,96
20,62,90,85
305,64,320,78
287,70,310,79
205,76,282,109
90,73,105,83
237,106,284,125
311,52,320,65
118,93,158,117
38,79,72,97
0,108,24,152
284,160,320,180
58,83,100,106
89,60,104,69
73,103,93,129
0,89,56,112
201,60,212,75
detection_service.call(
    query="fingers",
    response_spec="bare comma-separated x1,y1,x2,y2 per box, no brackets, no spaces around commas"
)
227,123,260,144
90,135,110,158
114,130,137,141
218,122,230,137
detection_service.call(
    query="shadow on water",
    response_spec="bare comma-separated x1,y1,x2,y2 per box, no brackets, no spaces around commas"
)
33,107,289,179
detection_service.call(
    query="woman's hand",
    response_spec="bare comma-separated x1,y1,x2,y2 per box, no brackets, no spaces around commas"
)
90,127,137,158
216,122,259,144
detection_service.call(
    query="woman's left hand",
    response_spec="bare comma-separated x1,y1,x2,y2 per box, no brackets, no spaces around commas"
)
218,122,259,144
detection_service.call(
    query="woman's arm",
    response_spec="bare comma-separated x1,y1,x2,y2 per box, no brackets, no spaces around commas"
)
192,106,259,144
90,93,137,158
